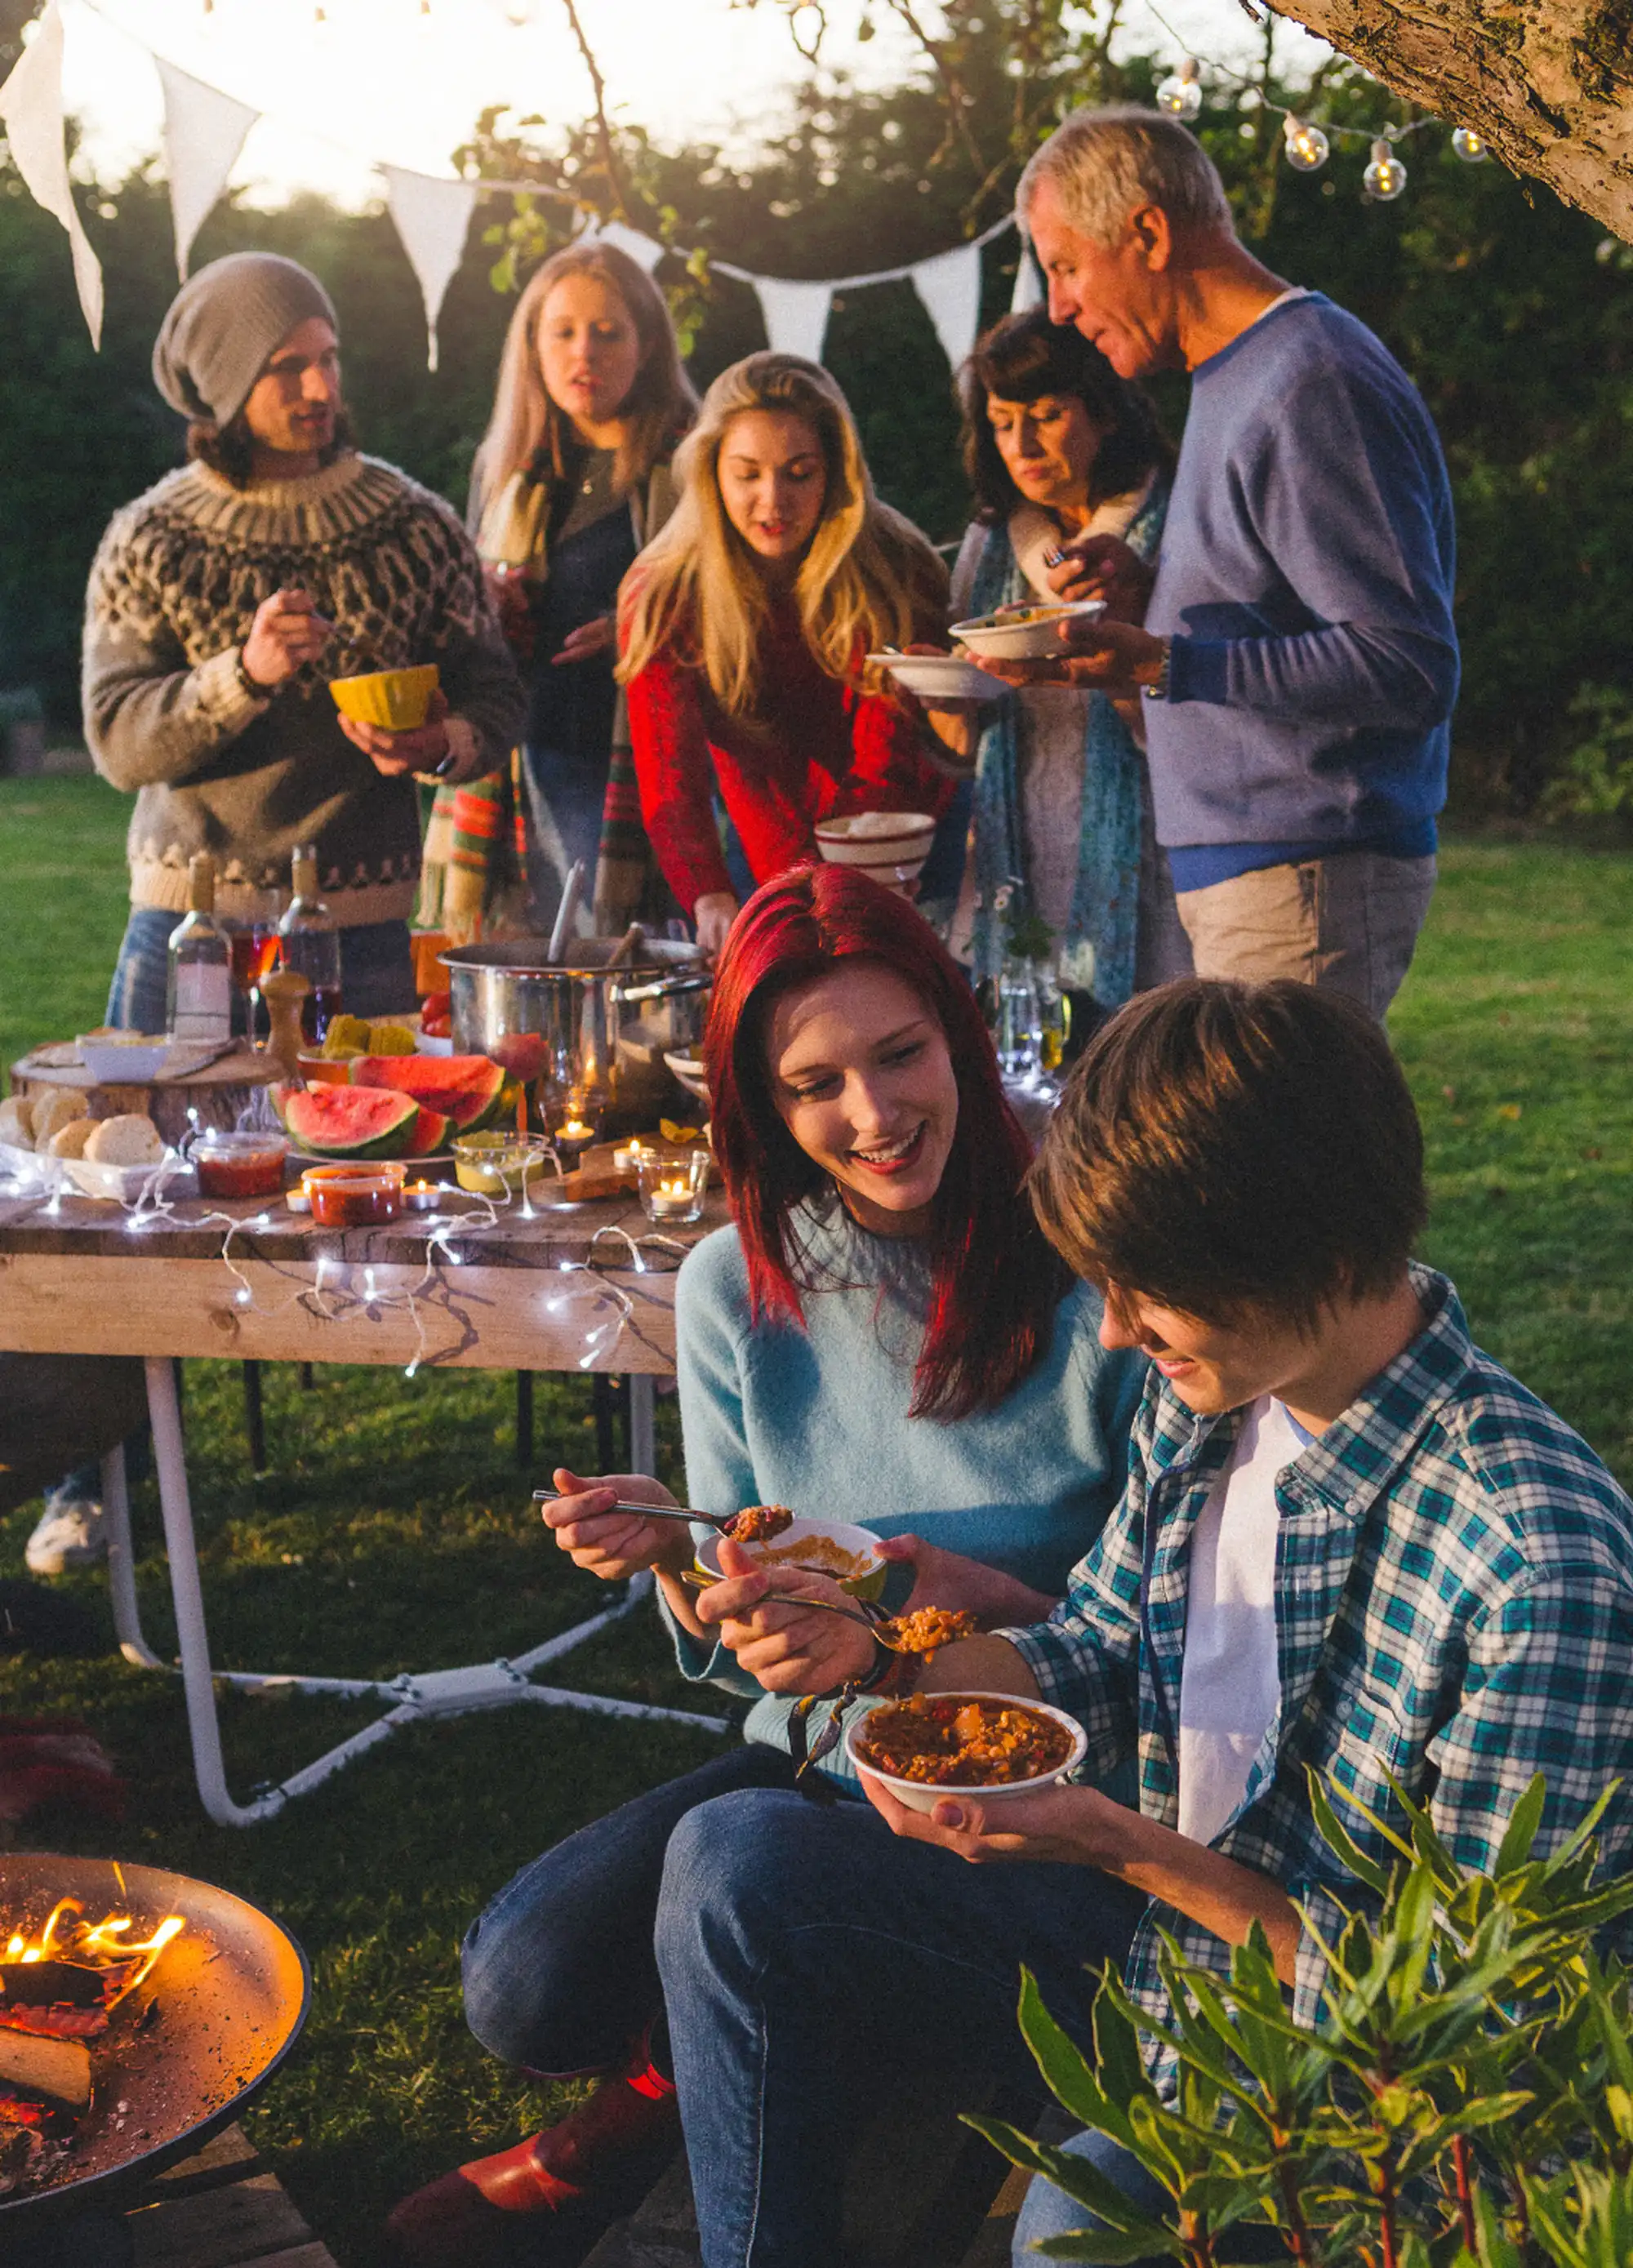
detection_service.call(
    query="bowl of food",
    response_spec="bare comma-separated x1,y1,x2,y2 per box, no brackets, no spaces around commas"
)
950,600,1106,661
812,812,938,892
845,1690,1087,1812
327,665,440,732
694,1513,887,1603
865,651,1007,705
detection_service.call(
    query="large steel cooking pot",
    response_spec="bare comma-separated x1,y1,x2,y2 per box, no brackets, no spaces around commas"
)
441,936,712,1128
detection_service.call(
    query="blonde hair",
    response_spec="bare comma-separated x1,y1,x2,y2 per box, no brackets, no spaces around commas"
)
470,242,697,512
617,352,947,715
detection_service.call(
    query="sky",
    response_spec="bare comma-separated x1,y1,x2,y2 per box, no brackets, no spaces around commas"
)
56,0,1339,209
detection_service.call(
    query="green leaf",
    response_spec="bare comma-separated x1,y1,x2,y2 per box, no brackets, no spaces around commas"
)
1017,1970,1136,2146
963,2115,1177,2252
1308,1768,1395,1898
1493,1774,1548,1878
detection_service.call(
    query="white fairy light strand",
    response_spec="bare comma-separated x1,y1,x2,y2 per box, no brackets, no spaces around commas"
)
1142,0,1489,193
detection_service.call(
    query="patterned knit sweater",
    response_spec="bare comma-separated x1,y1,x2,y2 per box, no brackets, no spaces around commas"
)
82,453,525,926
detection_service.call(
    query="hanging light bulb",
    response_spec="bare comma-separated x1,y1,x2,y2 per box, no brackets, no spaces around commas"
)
1451,125,1489,162
1282,114,1330,172
1155,57,1203,121
1363,136,1408,201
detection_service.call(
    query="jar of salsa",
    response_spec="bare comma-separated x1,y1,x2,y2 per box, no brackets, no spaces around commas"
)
301,1163,406,1226
194,1132,291,1201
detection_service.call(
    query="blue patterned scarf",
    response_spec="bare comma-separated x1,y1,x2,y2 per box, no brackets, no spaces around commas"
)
965,477,1168,1006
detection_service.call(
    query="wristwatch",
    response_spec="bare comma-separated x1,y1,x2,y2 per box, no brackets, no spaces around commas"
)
1141,637,1173,702
233,649,269,703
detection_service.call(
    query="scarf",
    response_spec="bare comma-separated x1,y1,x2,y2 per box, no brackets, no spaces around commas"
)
963,472,1168,1005
416,456,679,941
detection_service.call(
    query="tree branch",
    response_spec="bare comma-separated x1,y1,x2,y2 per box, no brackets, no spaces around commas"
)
558,0,630,217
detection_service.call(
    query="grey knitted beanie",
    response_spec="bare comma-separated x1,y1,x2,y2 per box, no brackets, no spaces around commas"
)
152,253,339,429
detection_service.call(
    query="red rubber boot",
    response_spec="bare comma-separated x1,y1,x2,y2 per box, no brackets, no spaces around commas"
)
385,2048,679,2268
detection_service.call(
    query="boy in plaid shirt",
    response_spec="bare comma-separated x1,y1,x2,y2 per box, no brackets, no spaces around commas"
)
669,980,1633,2268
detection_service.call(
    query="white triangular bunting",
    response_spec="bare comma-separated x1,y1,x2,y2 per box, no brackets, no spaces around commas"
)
383,167,479,372
912,241,981,372
752,276,832,364
154,56,258,280
0,1,102,345
1011,227,1044,313
587,218,665,273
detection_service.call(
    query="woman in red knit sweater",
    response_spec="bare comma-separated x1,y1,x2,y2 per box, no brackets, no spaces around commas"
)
617,353,960,955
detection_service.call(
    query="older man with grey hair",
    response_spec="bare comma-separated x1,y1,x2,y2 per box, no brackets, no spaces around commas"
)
998,106,1457,1016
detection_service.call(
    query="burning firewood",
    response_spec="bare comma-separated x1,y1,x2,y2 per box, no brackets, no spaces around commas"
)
0,2029,90,2111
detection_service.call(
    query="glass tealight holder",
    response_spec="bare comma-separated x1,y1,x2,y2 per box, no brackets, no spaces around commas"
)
639,1148,710,1226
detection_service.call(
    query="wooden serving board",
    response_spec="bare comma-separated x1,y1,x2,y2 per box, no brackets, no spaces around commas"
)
11,1047,278,1146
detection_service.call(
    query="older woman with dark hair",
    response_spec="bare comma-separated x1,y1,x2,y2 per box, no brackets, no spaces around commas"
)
946,310,1188,1019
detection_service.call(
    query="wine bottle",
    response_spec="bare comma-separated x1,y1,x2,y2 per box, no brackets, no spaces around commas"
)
278,845,342,1043
166,852,232,1043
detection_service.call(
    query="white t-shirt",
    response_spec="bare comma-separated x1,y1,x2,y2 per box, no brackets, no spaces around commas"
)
1177,1396,1310,1848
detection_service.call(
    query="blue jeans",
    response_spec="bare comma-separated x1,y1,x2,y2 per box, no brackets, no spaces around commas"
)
653,1786,1146,2268
1015,2128,1288,2266
462,1743,800,2078
519,739,612,937
105,909,417,1034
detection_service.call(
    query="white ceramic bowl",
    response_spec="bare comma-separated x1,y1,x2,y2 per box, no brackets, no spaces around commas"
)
63,1153,197,1203
866,652,1006,704
950,600,1106,660
77,1034,171,1082
844,1692,1088,1812
812,812,938,892
663,1050,710,1105
693,1514,887,1603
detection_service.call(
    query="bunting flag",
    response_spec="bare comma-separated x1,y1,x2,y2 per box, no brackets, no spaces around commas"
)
1011,227,1045,312
912,239,982,372
383,165,478,370
0,0,103,346
588,217,665,273
752,275,833,362
155,56,259,279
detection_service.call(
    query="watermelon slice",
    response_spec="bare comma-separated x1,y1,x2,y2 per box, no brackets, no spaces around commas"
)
403,1103,452,1157
274,1083,421,1158
349,1053,507,1132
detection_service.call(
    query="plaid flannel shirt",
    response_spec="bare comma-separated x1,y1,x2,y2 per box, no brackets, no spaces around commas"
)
996,1266,1633,2073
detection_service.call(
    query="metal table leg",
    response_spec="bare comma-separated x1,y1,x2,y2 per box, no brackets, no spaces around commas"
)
139,1359,726,1828
101,1443,163,1670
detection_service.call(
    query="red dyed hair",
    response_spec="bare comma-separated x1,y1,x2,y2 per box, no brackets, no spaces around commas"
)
704,864,1075,1421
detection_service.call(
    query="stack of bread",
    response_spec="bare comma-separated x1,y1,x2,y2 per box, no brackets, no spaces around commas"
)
0,1093,165,1163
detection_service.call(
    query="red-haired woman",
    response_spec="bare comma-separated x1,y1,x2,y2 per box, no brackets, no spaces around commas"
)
387,866,1144,2266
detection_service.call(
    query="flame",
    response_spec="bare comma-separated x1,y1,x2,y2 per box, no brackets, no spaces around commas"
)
2,1899,185,2003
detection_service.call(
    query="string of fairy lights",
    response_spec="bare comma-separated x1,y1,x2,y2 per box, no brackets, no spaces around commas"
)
1150,30,1491,205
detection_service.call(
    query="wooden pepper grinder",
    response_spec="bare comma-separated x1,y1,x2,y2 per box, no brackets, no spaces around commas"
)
260,967,312,1078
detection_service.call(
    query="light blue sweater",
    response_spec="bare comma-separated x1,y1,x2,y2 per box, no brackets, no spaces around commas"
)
663,1199,1146,1781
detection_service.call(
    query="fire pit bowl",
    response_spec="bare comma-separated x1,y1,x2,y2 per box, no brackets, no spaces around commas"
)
0,1854,308,2233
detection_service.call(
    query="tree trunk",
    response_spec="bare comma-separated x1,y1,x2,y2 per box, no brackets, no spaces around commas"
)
1267,0,1633,241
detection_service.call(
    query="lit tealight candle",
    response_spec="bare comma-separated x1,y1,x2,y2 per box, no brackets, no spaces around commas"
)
403,1181,442,1212
614,1140,657,1174
558,1119,594,1143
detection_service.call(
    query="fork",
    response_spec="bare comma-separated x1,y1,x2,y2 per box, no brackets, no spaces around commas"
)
679,1569,923,1650
532,1488,743,1539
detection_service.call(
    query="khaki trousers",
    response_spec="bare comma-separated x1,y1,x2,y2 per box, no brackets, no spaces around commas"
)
1174,852,1436,1017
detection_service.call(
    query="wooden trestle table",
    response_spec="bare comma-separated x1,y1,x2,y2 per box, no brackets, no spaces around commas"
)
0,1173,733,1826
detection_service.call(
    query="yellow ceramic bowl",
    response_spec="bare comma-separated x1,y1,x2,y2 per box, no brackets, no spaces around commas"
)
328,665,440,732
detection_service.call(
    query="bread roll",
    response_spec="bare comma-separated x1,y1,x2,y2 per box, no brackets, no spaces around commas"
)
48,1117,97,1159
83,1113,164,1166
0,1097,33,1150
32,1091,90,1147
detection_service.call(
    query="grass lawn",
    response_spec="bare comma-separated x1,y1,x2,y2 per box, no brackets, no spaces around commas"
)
2,776,1632,2263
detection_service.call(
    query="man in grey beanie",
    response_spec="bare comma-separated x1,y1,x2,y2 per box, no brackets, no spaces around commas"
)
82,248,524,1038
33,255,525,1581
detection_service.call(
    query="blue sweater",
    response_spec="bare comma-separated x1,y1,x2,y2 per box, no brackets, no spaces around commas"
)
664,1202,1146,1781
1146,293,1458,887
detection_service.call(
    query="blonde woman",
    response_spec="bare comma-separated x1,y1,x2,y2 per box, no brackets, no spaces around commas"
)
618,353,959,957
419,241,696,941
